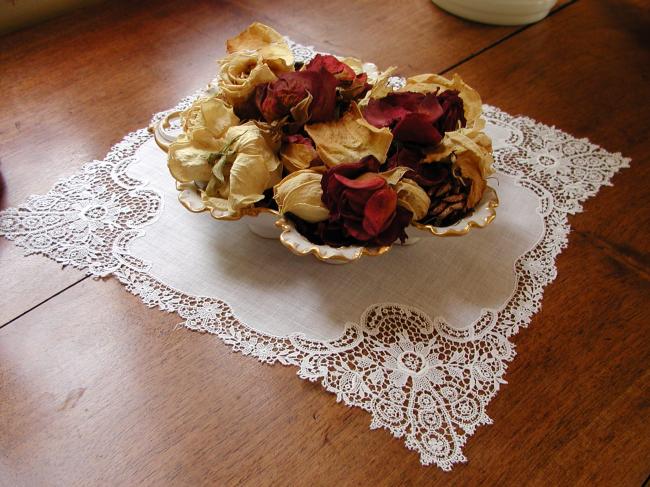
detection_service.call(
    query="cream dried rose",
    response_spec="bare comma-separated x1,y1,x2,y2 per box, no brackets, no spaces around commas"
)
203,122,283,213
226,22,293,68
168,97,239,182
217,52,280,109
217,23,294,109
182,96,240,146
274,169,329,223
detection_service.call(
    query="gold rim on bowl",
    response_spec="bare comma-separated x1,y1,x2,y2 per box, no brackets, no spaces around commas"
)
275,217,392,264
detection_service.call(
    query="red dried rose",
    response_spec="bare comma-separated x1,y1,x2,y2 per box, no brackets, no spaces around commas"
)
319,156,412,246
320,155,380,208
363,90,466,146
255,70,338,123
306,54,371,100
306,54,356,84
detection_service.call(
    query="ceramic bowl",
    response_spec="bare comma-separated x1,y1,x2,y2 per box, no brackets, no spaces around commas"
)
275,186,498,264
150,109,499,264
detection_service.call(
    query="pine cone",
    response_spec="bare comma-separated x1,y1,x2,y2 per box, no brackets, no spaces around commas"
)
419,163,472,227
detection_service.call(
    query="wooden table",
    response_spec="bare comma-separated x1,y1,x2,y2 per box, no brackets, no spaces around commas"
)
1,1,648,485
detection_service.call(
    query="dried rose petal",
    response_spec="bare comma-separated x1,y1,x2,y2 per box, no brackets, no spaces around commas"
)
437,90,466,132
362,187,397,236
363,92,419,128
392,112,443,145
363,90,465,147
306,54,356,84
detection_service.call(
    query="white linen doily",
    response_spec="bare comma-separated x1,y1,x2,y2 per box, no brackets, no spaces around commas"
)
0,42,630,470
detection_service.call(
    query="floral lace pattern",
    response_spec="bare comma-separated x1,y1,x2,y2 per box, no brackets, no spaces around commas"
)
0,42,630,470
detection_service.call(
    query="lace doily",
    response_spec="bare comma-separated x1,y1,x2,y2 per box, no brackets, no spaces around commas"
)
0,42,630,470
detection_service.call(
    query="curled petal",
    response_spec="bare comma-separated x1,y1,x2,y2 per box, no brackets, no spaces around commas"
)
280,138,318,173
364,92,445,145
334,173,386,191
289,92,313,127
394,178,430,221
372,166,411,186
358,66,397,107
274,169,329,222
422,129,494,208
392,112,442,145
168,134,223,183
306,54,356,84
306,103,392,167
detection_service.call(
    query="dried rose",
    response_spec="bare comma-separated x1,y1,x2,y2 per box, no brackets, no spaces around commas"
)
305,54,370,100
399,73,482,129
274,169,329,223
357,167,429,220
305,54,356,85
279,134,319,173
225,22,294,69
182,97,240,145
218,52,285,110
255,70,338,123
305,103,393,167
320,154,379,207
320,156,412,246
217,23,294,111
168,136,222,183
168,97,239,183
202,122,282,213
386,145,449,190
363,91,464,146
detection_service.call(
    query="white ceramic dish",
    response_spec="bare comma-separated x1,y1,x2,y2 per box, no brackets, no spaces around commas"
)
432,0,555,26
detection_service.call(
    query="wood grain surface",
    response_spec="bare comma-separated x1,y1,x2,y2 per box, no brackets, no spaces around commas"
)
1,0,648,485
